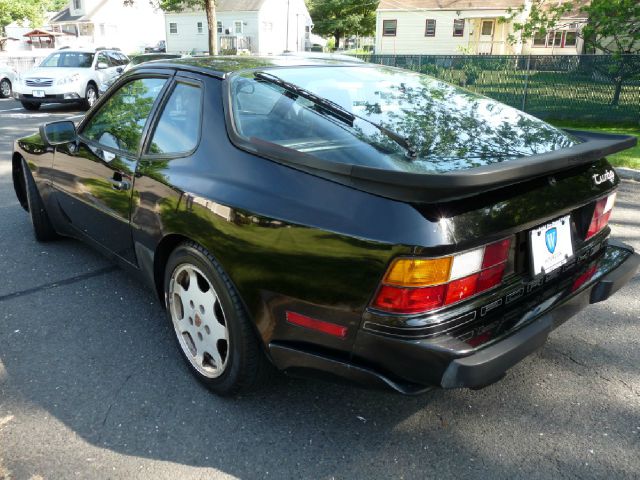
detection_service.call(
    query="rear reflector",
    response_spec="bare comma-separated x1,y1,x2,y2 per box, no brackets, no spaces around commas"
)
586,193,616,240
286,311,348,338
372,237,512,315
571,264,597,292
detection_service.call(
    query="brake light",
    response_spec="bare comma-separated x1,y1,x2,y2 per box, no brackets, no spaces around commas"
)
586,193,616,240
372,238,512,314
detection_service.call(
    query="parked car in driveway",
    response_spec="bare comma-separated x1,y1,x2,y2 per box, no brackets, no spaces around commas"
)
12,47,128,110
99,53,183,95
0,65,17,98
11,56,639,396
145,40,166,53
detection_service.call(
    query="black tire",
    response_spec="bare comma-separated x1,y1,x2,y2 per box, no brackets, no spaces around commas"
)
83,83,98,110
164,241,274,395
21,101,40,111
0,78,11,98
21,158,58,241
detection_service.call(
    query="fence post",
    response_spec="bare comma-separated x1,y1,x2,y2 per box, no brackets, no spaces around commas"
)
521,54,531,112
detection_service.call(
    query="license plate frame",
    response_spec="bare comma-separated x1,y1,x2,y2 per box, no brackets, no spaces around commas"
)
32,90,45,98
529,215,573,276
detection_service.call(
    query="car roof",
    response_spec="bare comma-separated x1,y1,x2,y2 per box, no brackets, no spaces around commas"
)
132,54,371,79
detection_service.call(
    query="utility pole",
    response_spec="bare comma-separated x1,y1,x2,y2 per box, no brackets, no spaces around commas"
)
285,0,290,52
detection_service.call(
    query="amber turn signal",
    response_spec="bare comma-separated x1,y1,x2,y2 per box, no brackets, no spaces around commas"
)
383,257,452,287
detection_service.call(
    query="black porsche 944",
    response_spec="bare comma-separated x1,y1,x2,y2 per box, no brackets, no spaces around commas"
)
12,56,639,395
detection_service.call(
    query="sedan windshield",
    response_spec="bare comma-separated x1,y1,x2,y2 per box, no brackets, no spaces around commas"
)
229,65,578,173
40,52,94,68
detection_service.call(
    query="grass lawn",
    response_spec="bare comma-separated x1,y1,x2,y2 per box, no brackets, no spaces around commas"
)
548,120,640,170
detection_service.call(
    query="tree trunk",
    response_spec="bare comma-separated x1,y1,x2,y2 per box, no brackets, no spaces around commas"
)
205,0,217,55
334,31,341,50
611,77,623,106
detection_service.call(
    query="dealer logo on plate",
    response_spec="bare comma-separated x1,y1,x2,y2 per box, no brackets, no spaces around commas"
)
545,227,557,253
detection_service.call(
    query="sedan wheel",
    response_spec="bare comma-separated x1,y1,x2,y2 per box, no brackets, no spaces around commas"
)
169,264,229,378
164,242,274,395
0,78,11,98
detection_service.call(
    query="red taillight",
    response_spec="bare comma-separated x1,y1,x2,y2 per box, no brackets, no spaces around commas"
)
373,284,446,313
586,193,616,240
445,273,479,305
482,238,511,268
372,238,512,315
286,311,348,338
477,263,507,292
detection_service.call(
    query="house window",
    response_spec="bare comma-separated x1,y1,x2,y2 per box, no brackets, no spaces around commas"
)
533,31,546,46
234,21,243,34
169,22,177,34
564,31,577,47
453,19,464,37
197,21,204,34
217,21,222,33
481,20,493,36
549,31,563,47
382,19,397,36
73,0,82,10
424,19,436,37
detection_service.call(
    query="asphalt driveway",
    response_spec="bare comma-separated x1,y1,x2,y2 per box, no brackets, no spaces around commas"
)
0,98,638,480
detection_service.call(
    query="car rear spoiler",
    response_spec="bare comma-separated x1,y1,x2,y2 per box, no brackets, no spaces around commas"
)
241,130,636,204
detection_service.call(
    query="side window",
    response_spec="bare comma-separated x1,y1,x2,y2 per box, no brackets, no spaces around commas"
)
147,82,203,155
96,52,111,67
107,51,123,66
82,77,167,154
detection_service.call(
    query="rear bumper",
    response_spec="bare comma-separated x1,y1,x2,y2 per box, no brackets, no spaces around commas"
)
269,241,639,393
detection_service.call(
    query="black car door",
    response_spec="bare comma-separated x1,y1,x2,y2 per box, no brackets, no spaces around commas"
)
50,73,172,263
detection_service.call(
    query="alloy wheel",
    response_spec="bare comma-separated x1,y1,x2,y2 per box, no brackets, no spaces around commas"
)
168,264,229,378
87,87,97,107
0,79,10,97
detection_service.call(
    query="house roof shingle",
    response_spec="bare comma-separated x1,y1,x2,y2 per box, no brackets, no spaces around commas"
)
216,0,269,11
49,7,87,23
378,0,524,10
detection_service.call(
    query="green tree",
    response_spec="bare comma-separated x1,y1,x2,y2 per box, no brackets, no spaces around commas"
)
127,0,217,54
503,0,640,105
0,0,44,36
306,0,377,50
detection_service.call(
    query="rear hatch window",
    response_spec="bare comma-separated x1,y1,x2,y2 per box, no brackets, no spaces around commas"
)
228,65,578,174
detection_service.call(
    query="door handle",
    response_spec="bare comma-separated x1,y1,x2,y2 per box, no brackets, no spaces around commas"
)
109,178,130,191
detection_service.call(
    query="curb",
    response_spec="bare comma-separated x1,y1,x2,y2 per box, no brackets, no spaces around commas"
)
616,167,640,182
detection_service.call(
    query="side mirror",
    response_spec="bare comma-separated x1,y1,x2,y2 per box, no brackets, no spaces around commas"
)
96,61,109,70
40,121,76,146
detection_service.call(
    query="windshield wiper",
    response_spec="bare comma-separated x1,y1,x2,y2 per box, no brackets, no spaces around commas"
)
254,71,417,158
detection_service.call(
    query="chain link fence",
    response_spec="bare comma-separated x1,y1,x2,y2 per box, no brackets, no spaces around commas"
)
352,54,640,123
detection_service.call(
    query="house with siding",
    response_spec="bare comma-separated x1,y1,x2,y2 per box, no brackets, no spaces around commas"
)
48,0,165,53
164,0,312,55
375,0,585,55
